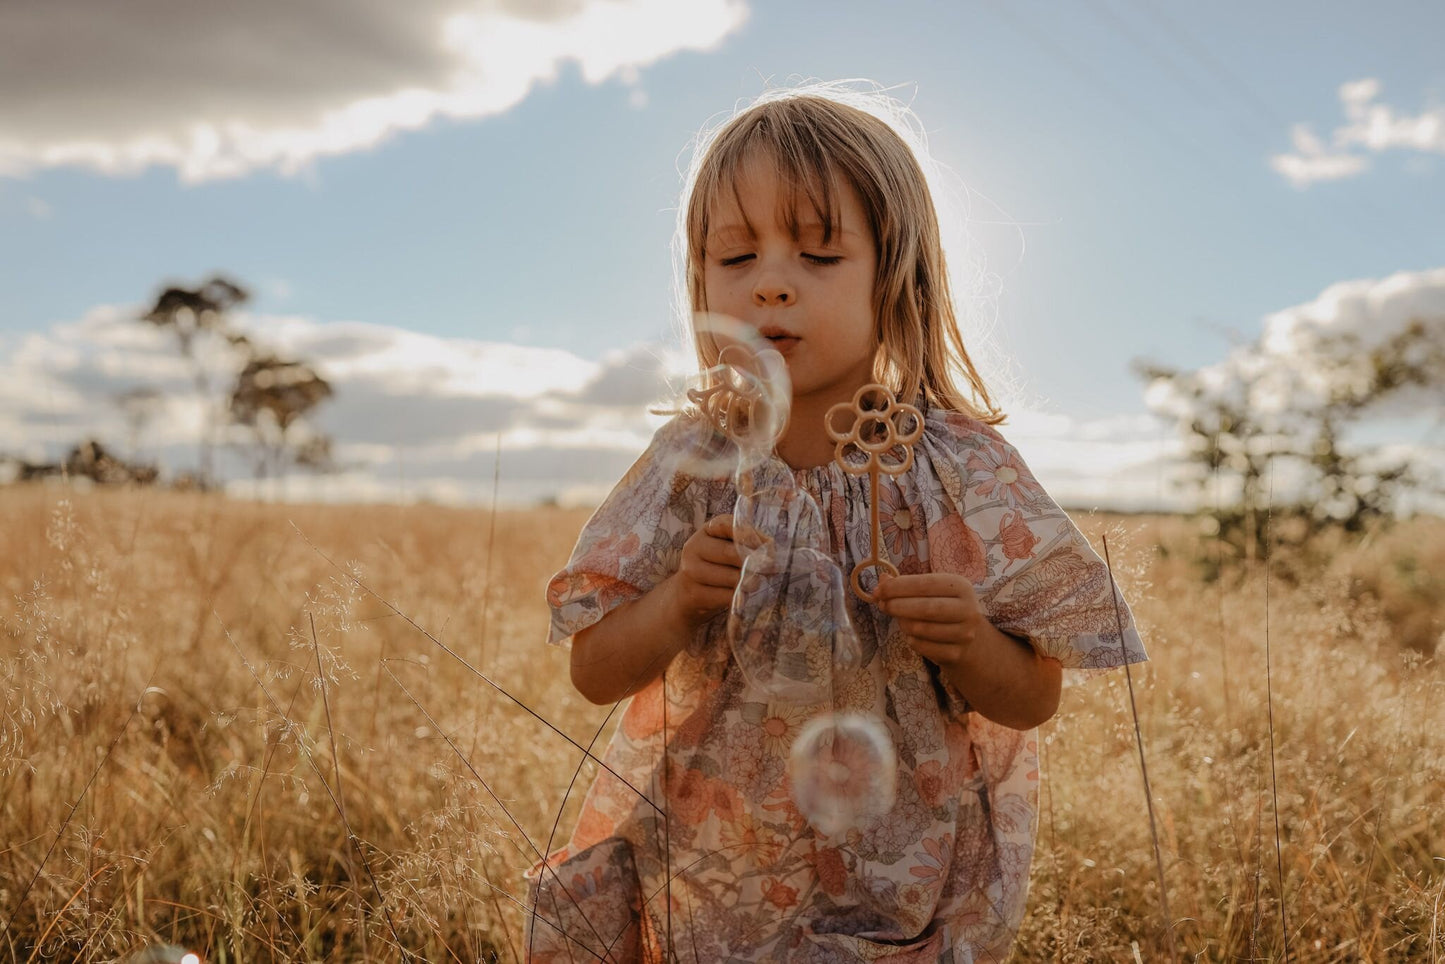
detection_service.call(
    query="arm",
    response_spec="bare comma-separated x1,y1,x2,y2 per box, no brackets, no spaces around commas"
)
570,515,741,705
875,573,1062,730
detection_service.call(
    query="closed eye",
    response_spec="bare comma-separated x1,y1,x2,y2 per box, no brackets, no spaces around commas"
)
719,253,754,267
803,254,842,265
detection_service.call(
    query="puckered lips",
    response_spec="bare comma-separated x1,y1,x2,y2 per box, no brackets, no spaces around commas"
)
758,325,800,356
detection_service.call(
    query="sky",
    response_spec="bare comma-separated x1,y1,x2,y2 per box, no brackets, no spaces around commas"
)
1,0,1443,508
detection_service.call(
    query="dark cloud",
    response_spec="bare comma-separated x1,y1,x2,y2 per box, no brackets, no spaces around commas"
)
0,1,466,140
292,328,410,362
316,376,523,446
389,443,641,483
0,0,748,180
564,344,675,408
49,365,191,407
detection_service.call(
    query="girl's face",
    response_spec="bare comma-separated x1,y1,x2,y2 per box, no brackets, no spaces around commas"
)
701,154,878,414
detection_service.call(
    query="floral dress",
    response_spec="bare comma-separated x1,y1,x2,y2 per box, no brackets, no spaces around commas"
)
529,409,1147,963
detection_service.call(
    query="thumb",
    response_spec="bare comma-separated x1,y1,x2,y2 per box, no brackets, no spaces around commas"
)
704,514,734,538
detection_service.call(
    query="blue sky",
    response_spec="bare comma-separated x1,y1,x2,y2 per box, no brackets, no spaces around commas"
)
2,0,1442,506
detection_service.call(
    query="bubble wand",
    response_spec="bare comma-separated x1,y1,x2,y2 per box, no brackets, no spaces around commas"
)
825,385,924,603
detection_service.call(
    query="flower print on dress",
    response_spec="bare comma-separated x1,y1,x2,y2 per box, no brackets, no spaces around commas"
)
998,508,1041,564
804,842,850,897
572,804,617,846
908,833,954,887
755,703,810,756
620,680,666,741
860,783,934,856
667,767,712,826
719,812,786,866
720,717,767,787
913,758,950,809
967,442,1046,510
927,513,989,584
568,864,607,900
760,876,801,911
877,484,923,561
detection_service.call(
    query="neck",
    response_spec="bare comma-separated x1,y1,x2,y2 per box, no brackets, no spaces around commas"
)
775,393,846,469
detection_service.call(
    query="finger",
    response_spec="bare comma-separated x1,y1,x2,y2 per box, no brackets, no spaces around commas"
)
896,618,967,647
880,596,969,623
697,535,742,567
905,636,965,669
877,572,974,601
683,559,743,589
702,514,734,539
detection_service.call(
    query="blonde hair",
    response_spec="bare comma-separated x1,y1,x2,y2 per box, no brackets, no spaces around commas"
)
676,83,1005,424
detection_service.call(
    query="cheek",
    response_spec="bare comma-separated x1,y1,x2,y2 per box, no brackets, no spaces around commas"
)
700,269,731,305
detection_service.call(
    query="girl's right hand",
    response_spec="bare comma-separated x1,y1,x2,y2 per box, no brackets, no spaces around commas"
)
668,514,742,628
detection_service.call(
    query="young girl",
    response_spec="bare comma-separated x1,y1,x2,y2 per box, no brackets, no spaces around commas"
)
530,85,1147,963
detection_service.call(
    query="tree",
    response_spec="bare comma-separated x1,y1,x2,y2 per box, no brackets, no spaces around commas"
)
227,351,335,492
140,276,250,485
1138,315,1445,565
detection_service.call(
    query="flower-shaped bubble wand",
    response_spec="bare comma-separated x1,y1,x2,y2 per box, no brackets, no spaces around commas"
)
685,317,898,835
825,385,925,603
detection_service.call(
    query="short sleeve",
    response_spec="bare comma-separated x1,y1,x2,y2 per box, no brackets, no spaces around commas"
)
545,416,721,647
925,413,1148,671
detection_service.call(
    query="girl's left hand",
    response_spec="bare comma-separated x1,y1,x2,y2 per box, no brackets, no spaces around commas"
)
874,573,987,667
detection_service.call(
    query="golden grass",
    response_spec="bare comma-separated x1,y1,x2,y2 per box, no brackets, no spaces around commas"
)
0,487,1440,962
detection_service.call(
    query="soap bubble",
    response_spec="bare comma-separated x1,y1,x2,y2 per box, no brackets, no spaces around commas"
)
789,713,898,836
681,313,792,474
732,482,825,557
728,546,863,704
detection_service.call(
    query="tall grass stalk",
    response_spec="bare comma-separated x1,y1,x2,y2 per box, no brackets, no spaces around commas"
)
1264,466,1291,960
1101,534,1177,964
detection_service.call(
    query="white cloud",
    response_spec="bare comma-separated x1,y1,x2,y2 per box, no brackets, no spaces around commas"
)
1140,266,1445,500
0,0,748,183
1259,265,1445,359
1271,78,1445,188
1269,123,1369,187
0,303,691,503
1006,411,1187,513
1,302,1183,509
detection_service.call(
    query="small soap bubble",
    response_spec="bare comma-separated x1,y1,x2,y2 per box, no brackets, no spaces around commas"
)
789,712,897,836
676,313,792,475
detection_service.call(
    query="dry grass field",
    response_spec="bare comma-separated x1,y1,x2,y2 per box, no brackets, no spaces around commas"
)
0,486,1441,962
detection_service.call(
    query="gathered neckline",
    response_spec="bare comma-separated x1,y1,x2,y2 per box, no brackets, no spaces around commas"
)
779,408,955,485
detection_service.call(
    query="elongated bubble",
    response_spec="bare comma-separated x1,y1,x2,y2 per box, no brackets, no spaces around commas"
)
728,545,863,704
789,713,898,837
732,482,824,557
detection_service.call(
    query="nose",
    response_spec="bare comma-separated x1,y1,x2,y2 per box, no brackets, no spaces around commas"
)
752,269,793,306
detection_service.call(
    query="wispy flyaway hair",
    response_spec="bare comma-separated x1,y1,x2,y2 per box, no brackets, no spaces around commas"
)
675,81,1005,424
